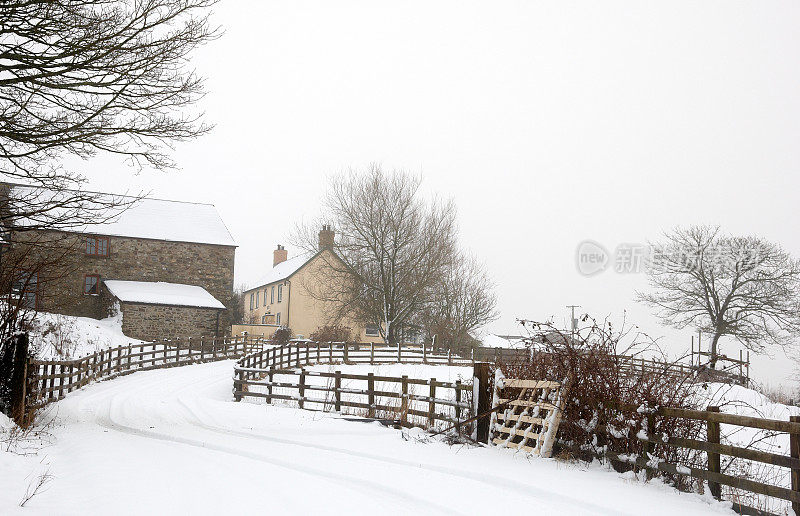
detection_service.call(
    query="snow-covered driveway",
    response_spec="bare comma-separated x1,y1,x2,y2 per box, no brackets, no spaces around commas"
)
2,361,733,515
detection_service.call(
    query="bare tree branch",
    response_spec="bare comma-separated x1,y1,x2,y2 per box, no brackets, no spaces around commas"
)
637,225,800,367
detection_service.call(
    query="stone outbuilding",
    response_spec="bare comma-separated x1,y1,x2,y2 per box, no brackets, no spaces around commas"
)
2,183,237,340
103,280,227,341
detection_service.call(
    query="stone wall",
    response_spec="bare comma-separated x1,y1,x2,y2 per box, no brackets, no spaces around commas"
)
119,301,223,342
30,231,235,330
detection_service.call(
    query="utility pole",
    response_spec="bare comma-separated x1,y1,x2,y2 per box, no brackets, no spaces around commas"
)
566,305,581,337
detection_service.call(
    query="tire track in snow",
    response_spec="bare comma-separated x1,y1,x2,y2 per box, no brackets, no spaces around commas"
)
92,372,462,515
174,380,625,515
56,361,630,515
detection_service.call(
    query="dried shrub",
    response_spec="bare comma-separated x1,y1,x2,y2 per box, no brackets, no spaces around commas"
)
271,327,293,345
496,317,704,491
310,325,352,344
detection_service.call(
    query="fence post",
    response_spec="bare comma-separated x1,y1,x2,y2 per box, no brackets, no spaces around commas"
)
299,369,305,409
317,342,321,363
455,380,462,433
473,362,491,443
422,341,427,364
448,348,452,366
367,373,375,418
92,351,99,381
790,415,800,516
428,378,436,428
370,342,375,364
397,341,402,362
401,375,409,425
707,406,722,500
334,370,342,412
9,333,30,426
343,343,349,364
266,369,273,404
644,412,656,480
200,336,205,361
234,368,243,402
328,343,333,364
48,363,56,400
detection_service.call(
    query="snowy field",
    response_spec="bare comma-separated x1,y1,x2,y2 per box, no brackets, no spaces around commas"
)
0,361,735,515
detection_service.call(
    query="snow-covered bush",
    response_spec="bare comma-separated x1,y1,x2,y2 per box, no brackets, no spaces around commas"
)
500,317,705,491
271,327,293,345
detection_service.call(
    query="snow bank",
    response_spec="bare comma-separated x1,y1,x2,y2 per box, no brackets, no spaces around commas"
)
29,308,145,360
692,382,799,514
0,412,14,431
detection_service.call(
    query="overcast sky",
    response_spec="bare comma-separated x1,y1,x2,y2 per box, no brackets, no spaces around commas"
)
76,1,800,387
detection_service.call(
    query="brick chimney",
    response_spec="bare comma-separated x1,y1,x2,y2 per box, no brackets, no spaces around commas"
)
273,244,287,267
318,225,334,251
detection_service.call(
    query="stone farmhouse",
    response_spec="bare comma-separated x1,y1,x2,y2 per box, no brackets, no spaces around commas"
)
3,185,236,341
239,227,382,343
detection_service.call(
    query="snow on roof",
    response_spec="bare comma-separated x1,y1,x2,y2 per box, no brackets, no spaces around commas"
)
247,253,313,290
103,280,226,309
10,185,236,246
482,334,527,348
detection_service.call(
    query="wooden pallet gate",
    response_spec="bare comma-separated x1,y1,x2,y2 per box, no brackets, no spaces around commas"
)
490,375,573,457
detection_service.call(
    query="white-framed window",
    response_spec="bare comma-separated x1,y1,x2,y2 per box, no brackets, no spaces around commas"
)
264,289,268,305
277,284,283,302
249,293,254,310
365,324,380,337
271,286,274,304
276,312,281,325
255,290,259,308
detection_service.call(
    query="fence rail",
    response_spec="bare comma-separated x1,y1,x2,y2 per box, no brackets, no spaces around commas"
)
479,346,748,385
25,335,261,411
233,341,475,430
558,401,800,515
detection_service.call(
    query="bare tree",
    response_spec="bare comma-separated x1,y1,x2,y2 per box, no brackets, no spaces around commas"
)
228,284,247,325
0,0,218,229
1,0,217,179
419,254,498,350
295,165,458,345
637,225,800,367
0,0,219,416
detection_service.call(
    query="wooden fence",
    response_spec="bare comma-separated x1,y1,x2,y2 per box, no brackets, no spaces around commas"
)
24,335,261,413
558,402,800,515
476,346,748,385
233,341,475,430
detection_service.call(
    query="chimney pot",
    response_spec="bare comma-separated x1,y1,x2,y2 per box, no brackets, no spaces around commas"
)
273,245,288,267
318,225,335,251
